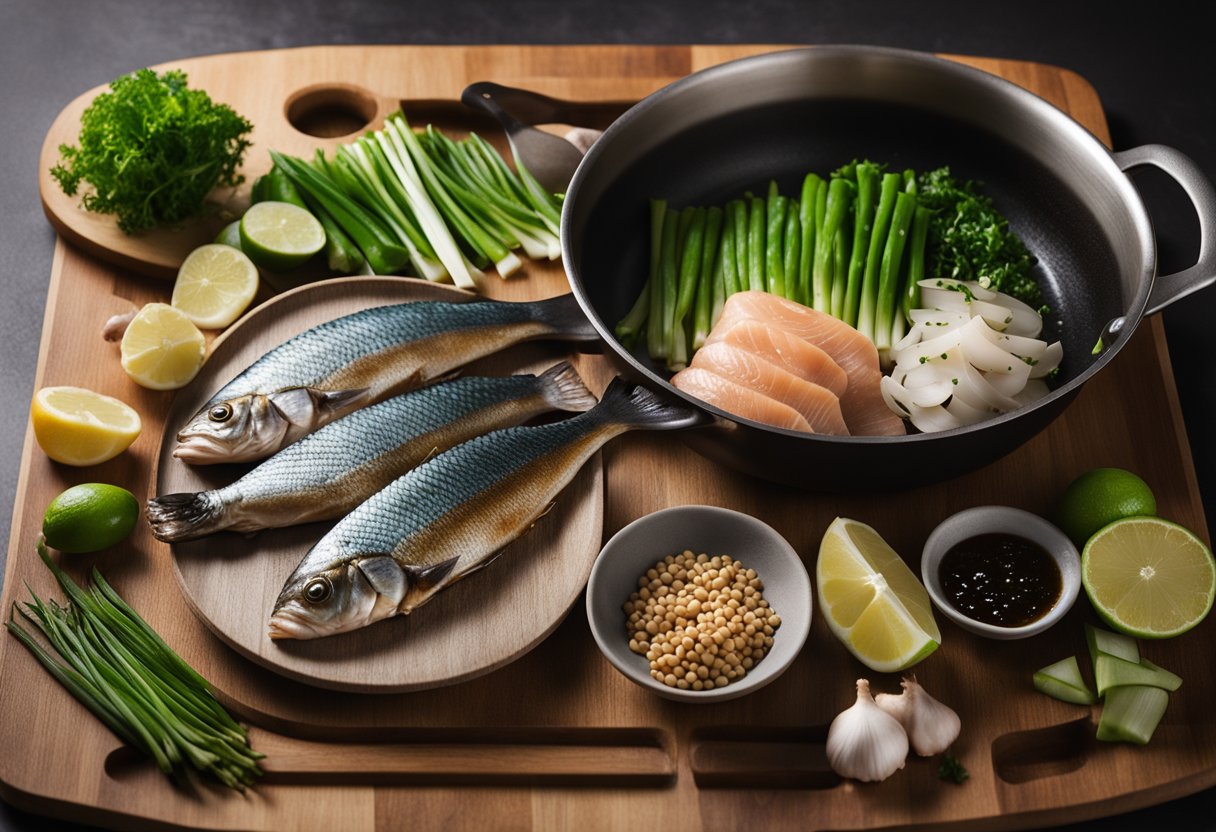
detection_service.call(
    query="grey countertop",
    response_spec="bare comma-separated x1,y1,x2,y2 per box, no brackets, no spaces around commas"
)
2,1,1213,830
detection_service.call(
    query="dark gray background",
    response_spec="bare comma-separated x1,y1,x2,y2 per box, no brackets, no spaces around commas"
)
1,1,1213,829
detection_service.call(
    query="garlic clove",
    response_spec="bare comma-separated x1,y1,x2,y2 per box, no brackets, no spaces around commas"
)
874,674,962,757
826,679,909,782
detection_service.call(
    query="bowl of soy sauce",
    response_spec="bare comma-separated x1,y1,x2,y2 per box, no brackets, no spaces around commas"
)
921,506,1081,640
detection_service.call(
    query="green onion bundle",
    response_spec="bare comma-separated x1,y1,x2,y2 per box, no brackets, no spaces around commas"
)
269,114,563,287
6,541,263,791
616,161,1036,371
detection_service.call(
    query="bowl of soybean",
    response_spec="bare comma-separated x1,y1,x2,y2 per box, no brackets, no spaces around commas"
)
586,505,812,703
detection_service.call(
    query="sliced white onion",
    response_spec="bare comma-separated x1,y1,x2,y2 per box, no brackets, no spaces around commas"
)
1030,341,1064,378
1014,379,1051,406
884,284,1059,433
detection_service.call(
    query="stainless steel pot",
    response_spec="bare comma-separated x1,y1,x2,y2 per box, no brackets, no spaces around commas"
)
560,46,1216,489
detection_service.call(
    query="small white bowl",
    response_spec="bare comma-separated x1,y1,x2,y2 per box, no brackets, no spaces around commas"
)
921,506,1081,640
586,505,812,703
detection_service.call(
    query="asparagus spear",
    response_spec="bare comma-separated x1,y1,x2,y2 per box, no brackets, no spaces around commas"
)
728,199,748,294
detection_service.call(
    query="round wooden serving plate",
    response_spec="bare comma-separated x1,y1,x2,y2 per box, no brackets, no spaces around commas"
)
157,276,604,693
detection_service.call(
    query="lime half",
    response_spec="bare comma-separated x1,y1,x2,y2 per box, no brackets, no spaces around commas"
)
1082,516,1215,638
239,201,324,271
817,517,941,672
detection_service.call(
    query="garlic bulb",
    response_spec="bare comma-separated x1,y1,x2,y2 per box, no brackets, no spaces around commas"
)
874,675,961,757
826,679,909,782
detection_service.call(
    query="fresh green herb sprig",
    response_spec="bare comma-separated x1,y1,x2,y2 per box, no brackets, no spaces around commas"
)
51,69,253,234
6,540,263,790
938,752,970,784
916,166,1041,308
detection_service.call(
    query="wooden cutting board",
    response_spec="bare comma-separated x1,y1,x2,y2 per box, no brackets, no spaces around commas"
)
3,45,1213,832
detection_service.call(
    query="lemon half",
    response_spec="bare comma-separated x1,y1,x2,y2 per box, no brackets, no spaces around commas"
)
120,303,206,391
31,386,142,466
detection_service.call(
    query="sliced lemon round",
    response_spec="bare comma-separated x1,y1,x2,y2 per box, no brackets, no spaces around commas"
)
31,386,142,466
239,201,325,272
1082,516,1215,639
817,517,941,672
120,303,206,391
171,243,259,329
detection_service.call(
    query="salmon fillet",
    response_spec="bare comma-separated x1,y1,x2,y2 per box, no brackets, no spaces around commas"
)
671,367,814,433
690,342,850,435
704,318,849,397
716,292,906,436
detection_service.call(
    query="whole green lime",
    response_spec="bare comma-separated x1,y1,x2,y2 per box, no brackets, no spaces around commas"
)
1057,468,1157,547
42,483,139,554
213,220,244,251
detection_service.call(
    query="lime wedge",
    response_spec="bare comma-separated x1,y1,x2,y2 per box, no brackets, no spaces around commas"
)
1082,516,1215,639
239,201,325,271
816,517,941,672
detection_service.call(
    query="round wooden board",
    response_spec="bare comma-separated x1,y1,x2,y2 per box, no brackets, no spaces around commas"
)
157,276,604,693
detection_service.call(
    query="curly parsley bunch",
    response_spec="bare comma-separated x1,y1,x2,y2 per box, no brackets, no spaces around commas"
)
52,69,253,234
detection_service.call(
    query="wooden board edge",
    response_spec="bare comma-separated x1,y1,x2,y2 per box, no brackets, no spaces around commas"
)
1146,315,1210,537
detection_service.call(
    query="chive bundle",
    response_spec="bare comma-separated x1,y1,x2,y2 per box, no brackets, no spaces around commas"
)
6,541,263,790
616,161,934,369
269,113,563,287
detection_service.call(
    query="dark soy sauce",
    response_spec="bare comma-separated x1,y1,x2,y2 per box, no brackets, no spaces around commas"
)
939,533,1062,627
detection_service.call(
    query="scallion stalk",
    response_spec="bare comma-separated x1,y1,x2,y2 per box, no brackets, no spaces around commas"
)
693,206,724,349
765,185,788,298
874,190,918,353
6,541,263,790
797,174,822,306
857,172,901,342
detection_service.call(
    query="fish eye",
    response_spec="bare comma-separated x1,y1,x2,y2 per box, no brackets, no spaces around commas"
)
304,577,332,604
208,403,233,422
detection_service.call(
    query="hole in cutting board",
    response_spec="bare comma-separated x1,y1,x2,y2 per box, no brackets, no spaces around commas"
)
286,84,380,138
991,716,1093,784
689,724,840,790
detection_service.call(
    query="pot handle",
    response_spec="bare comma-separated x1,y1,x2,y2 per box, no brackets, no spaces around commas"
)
1112,144,1216,315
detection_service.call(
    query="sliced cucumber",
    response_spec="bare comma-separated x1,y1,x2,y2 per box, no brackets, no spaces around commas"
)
1094,655,1182,697
1086,623,1138,668
1096,685,1169,745
1033,656,1097,705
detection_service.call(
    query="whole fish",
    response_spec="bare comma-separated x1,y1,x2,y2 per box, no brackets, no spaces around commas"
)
268,380,706,640
148,364,595,542
174,293,597,464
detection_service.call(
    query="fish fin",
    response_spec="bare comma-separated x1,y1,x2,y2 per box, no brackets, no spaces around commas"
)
357,556,407,601
592,378,710,431
537,362,597,412
315,386,372,417
401,557,461,611
146,493,225,542
529,294,600,347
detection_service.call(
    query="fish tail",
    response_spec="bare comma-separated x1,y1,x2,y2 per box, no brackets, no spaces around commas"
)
592,378,709,431
146,492,226,542
536,362,598,413
528,294,600,345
